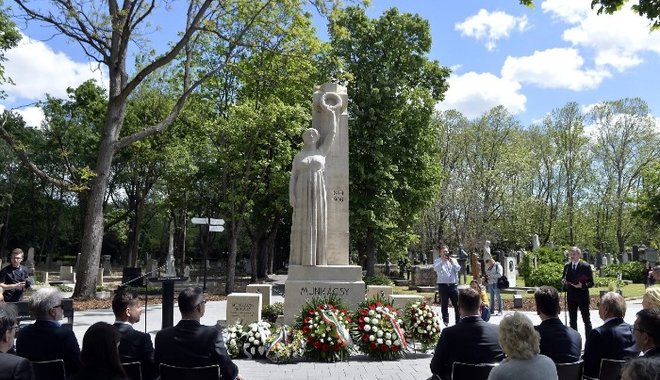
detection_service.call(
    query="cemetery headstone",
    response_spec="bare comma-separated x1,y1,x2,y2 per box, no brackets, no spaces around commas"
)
26,247,35,275
227,293,262,325
246,284,272,307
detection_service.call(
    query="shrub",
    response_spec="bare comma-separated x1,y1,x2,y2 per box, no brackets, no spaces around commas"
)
519,247,565,279
262,302,284,323
363,273,393,286
124,285,162,295
593,275,617,288
600,261,645,283
525,262,564,290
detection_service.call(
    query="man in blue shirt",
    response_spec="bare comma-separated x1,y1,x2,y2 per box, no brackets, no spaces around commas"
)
433,245,461,326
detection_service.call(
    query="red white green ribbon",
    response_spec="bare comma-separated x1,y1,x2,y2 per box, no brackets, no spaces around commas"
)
321,308,352,345
382,308,407,349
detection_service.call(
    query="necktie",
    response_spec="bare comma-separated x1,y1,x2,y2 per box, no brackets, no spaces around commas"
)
573,263,577,271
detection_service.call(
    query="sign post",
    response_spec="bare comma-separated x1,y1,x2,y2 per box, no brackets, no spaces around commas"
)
191,217,225,291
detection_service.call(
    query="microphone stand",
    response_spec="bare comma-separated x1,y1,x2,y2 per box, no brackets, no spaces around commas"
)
118,264,167,333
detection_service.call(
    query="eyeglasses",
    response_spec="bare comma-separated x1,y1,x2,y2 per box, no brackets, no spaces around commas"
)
9,325,19,332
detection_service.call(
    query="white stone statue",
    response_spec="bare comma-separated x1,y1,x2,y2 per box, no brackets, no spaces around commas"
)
532,234,540,250
289,90,342,266
482,240,492,261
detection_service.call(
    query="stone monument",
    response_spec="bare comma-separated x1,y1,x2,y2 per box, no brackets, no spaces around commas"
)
532,234,540,251
165,222,176,277
26,247,35,275
284,83,365,324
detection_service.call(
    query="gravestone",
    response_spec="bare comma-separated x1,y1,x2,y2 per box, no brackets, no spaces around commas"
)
596,252,603,268
622,252,629,263
246,284,272,307
366,285,393,299
532,234,540,250
26,247,35,275
284,83,365,324
227,292,262,325
389,294,423,309
102,255,112,275
412,266,436,287
97,268,104,287
502,257,517,287
60,266,75,282
165,222,176,277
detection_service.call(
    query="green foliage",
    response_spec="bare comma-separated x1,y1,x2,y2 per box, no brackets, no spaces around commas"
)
262,302,284,323
124,285,162,295
636,161,660,227
363,273,394,286
520,247,565,279
593,275,617,288
525,262,564,290
601,261,646,283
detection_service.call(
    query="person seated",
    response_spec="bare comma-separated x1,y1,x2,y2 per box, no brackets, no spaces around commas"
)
487,312,558,380
533,286,582,363
15,287,81,376
0,303,33,380
642,287,660,310
155,287,243,380
621,357,660,380
582,291,641,378
430,287,504,380
470,279,490,321
633,308,660,358
112,290,156,380
70,322,127,380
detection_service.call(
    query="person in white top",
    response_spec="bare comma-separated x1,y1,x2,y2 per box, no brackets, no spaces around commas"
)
485,257,503,315
433,245,461,326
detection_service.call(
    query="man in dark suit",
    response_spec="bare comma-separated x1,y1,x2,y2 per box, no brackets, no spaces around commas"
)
430,287,504,380
582,292,641,378
155,287,243,380
633,308,660,358
112,290,156,380
15,287,80,376
562,246,594,337
534,285,582,363
0,303,33,380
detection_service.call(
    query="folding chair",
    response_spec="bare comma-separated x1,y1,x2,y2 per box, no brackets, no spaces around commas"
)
160,363,220,380
598,358,627,380
451,361,497,380
31,359,66,380
555,359,583,380
122,361,143,380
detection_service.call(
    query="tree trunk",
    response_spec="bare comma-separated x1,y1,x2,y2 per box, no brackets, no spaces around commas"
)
225,220,240,294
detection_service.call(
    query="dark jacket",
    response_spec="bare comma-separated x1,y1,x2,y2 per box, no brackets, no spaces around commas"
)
643,347,660,358
563,261,594,296
154,320,238,380
430,315,505,380
15,320,81,376
0,352,34,380
535,318,582,363
582,317,640,378
0,264,30,302
113,322,156,380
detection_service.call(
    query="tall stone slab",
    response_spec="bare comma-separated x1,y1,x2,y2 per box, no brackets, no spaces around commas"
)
317,83,350,265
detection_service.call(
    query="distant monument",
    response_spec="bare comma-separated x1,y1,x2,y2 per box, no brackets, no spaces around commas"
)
532,234,540,251
284,83,365,324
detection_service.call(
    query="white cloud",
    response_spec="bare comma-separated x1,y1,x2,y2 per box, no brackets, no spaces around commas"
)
0,34,106,102
455,9,528,51
14,106,45,128
542,0,660,71
436,71,526,119
501,48,611,91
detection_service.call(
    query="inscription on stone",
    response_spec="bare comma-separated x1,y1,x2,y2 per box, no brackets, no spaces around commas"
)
299,286,350,296
226,293,262,325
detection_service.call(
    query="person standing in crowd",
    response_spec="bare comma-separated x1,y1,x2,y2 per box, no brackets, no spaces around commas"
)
70,322,127,380
433,245,461,326
644,261,654,287
15,287,81,376
632,308,660,358
582,292,640,378
533,286,582,363
112,290,156,380
430,288,504,380
0,249,31,302
155,287,243,380
0,303,33,380
485,257,503,316
562,246,593,337
487,312,558,380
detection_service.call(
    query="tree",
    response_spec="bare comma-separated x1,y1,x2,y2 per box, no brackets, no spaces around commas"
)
330,7,449,275
1,0,338,298
637,161,660,227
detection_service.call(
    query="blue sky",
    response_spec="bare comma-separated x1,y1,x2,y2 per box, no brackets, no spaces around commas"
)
2,0,660,127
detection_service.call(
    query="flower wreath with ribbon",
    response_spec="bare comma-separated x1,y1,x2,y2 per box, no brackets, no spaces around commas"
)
351,295,407,360
295,294,353,362
403,301,442,352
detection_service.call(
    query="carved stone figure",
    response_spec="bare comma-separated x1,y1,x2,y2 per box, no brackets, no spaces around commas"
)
289,91,343,266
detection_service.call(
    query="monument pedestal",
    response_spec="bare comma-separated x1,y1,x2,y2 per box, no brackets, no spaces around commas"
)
284,265,365,325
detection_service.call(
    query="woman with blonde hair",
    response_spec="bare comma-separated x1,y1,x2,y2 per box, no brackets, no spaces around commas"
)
642,286,660,309
487,312,558,380
470,279,490,321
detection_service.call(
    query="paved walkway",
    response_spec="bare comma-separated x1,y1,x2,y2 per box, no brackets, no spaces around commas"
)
65,288,645,380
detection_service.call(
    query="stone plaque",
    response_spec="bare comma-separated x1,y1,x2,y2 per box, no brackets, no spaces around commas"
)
389,294,424,310
366,285,393,299
226,293,262,325
503,257,517,287
246,284,272,306
60,266,75,282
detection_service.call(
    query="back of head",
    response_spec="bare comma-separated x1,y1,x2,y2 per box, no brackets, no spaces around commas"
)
534,286,560,317
498,312,540,360
30,287,63,320
80,322,125,376
601,291,626,318
636,308,660,345
643,287,660,309
178,286,204,315
0,303,18,336
112,290,139,318
458,287,481,314
622,357,660,380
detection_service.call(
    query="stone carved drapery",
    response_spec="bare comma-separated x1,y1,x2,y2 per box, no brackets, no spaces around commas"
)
289,89,343,266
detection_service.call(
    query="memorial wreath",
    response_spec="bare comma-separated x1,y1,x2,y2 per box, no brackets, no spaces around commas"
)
295,295,353,362
402,301,442,351
351,295,407,360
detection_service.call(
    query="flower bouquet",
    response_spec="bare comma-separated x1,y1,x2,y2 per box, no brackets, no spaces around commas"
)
265,325,305,363
295,294,353,362
403,301,442,352
225,322,243,358
351,295,407,360
240,321,272,359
